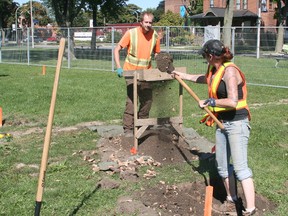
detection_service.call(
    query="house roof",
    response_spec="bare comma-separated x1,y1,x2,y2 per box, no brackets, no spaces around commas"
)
189,7,258,19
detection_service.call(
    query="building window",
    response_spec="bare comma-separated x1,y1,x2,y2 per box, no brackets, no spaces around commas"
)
210,0,214,8
269,0,273,10
236,0,241,10
243,0,248,9
261,0,268,12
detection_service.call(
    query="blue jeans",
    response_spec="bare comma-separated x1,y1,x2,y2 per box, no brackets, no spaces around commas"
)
215,118,253,181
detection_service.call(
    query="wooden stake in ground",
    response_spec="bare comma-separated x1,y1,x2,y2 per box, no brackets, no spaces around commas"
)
42,65,46,75
34,38,65,216
204,185,213,216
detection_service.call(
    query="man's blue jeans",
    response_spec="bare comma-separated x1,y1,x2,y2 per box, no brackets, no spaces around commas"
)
215,118,253,181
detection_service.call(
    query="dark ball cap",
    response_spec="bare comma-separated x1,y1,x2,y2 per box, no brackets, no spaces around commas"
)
199,39,225,56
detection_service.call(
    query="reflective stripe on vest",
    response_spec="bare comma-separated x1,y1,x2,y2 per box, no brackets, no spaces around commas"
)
125,28,158,67
205,62,250,116
207,100,248,112
200,62,251,126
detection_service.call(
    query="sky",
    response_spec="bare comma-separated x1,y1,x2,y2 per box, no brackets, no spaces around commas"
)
14,0,161,10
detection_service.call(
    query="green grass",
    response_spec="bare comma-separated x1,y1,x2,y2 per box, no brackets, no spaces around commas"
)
0,60,287,215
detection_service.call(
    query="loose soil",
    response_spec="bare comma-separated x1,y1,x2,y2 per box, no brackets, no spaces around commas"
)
93,124,277,216
2,121,277,215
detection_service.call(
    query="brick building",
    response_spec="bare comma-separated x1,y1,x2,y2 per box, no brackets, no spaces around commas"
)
165,0,278,26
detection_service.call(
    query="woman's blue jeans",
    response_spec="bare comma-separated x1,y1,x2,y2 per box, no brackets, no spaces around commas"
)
215,118,253,181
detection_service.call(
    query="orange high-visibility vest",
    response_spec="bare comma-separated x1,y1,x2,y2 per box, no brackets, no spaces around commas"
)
125,28,158,68
200,62,251,127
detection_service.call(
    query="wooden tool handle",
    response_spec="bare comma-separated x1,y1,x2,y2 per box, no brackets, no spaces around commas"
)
35,38,66,216
174,75,225,130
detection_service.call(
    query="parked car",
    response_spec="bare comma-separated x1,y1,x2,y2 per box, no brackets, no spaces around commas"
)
96,35,106,42
47,37,58,42
22,36,43,43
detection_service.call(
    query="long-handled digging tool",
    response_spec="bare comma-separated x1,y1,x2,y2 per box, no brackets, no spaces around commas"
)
156,53,219,216
34,38,66,216
155,53,225,130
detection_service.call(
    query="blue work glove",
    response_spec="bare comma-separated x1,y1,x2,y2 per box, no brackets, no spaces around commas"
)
204,98,216,107
117,68,123,78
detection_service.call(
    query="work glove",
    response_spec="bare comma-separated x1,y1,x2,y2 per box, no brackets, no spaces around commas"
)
204,98,216,107
117,68,123,78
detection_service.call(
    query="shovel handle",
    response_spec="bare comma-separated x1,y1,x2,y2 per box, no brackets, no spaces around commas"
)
174,75,225,130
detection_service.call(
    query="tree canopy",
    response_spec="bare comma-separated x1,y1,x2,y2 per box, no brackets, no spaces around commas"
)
0,0,17,28
155,10,184,26
0,0,170,28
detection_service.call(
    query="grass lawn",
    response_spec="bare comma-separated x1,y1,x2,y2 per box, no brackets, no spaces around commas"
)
0,60,287,215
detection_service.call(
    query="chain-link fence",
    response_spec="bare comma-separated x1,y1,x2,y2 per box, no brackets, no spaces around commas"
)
1,26,288,73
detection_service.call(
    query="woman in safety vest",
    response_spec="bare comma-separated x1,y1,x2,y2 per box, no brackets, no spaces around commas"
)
172,39,256,216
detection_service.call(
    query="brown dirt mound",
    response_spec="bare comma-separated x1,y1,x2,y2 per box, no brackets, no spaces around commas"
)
95,125,277,216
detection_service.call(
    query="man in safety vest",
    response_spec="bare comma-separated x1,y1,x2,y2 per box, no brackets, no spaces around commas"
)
171,39,256,216
114,12,161,137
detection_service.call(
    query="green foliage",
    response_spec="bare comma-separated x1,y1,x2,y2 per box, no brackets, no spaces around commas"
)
155,10,184,26
32,1,53,26
86,0,127,27
170,32,195,46
0,0,17,28
105,30,122,43
145,1,165,23
114,4,142,23
0,0,193,30
184,0,203,15
47,0,87,27
12,2,54,27
73,10,91,27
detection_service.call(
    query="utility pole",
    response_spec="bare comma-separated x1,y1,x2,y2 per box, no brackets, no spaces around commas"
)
15,4,28,45
30,0,34,48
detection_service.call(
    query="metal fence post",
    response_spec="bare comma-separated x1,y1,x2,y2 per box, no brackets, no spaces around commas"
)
68,28,71,69
231,27,235,56
27,29,30,65
111,27,115,72
257,1,261,59
166,27,170,52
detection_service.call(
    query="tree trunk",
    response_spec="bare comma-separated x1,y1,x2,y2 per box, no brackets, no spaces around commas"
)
223,0,234,48
274,0,288,53
275,23,284,53
68,30,76,60
91,4,97,50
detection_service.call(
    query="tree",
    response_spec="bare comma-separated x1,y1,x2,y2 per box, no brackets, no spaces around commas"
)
146,0,165,23
52,0,86,27
42,0,87,59
20,1,53,27
73,10,91,27
85,0,127,50
274,0,288,52
183,0,203,15
182,0,203,25
223,0,234,48
0,0,17,28
108,4,142,24
155,10,184,26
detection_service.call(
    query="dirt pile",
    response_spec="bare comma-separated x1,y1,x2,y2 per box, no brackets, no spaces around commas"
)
91,124,277,216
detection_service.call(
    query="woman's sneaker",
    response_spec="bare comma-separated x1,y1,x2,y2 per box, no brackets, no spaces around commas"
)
212,199,237,215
